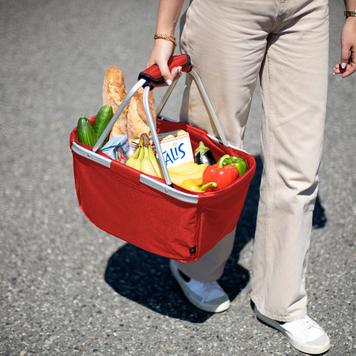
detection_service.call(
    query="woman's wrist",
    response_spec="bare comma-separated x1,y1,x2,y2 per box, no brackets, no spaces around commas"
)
154,33,176,46
345,10,356,18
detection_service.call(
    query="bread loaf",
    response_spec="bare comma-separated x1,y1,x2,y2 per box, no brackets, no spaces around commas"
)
102,66,128,138
127,87,156,142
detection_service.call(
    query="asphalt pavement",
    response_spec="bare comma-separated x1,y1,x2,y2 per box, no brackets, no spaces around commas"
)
0,0,355,355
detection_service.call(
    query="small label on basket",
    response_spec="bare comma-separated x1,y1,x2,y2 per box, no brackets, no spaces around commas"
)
158,130,194,167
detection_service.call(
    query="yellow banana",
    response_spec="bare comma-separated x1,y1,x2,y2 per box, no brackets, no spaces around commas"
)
167,161,207,185
169,174,204,185
148,145,163,178
125,140,144,171
168,170,207,185
168,163,207,176
133,144,145,170
140,146,159,177
168,168,207,177
126,145,140,168
168,161,207,174
176,130,187,137
161,134,175,142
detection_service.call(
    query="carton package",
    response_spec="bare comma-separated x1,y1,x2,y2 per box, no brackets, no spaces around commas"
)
158,130,194,167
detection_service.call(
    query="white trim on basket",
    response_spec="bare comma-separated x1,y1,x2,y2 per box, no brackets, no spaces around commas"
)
139,174,199,204
72,142,112,168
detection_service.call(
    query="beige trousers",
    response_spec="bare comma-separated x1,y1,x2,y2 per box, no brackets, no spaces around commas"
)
176,0,329,322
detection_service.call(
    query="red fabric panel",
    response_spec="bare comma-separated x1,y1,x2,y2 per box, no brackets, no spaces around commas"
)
72,152,199,261
197,175,253,257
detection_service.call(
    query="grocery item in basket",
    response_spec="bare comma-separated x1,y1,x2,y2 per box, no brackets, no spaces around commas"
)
92,105,113,139
77,116,97,147
222,155,248,176
100,135,129,162
158,130,194,168
194,141,216,165
202,154,239,190
180,179,217,193
126,133,162,178
168,161,208,186
127,87,156,142
102,66,128,138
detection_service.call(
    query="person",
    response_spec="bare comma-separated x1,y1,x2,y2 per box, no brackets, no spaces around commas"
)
147,0,356,354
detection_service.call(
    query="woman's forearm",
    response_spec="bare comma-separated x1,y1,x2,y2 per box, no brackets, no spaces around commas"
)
155,0,185,35
345,0,356,10
146,0,185,83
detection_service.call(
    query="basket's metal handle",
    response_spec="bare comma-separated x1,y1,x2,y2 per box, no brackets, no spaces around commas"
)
143,67,230,186
92,56,230,188
156,68,229,147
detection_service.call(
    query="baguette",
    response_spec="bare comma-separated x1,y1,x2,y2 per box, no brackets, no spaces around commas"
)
127,87,156,142
102,65,128,138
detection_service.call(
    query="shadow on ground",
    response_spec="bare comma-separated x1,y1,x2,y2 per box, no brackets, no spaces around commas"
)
104,155,327,322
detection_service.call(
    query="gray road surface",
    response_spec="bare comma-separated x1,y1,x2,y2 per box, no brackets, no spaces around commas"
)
0,0,355,355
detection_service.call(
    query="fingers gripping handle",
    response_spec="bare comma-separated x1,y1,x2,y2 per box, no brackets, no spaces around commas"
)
139,54,192,88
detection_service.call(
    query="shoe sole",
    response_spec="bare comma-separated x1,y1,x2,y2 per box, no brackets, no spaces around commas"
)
254,307,331,355
169,261,230,313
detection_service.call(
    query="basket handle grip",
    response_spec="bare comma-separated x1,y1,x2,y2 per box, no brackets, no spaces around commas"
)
138,54,192,88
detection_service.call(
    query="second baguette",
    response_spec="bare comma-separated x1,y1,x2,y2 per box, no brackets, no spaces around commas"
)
127,87,156,142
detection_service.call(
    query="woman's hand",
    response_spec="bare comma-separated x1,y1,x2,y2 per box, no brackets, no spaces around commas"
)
147,0,185,85
146,39,182,85
333,17,356,78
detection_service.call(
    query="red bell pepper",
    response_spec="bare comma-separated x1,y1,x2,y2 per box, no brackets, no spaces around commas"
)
202,154,238,190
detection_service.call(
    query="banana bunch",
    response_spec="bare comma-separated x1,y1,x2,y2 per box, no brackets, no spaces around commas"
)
168,161,208,186
126,134,163,178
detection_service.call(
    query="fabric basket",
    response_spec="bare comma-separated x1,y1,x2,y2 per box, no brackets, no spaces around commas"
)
70,54,256,262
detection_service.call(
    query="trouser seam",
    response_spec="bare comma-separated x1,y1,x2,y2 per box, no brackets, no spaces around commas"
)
260,49,276,308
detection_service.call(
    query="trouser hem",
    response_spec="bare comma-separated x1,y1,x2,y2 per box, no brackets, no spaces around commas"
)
174,259,225,282
250,295,307,323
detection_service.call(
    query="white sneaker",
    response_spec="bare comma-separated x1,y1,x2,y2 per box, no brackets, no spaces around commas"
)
169,260,230,313
254,305,330,354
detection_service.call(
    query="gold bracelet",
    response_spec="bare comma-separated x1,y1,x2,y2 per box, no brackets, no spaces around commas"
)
345,10,356,17
154,33,176,46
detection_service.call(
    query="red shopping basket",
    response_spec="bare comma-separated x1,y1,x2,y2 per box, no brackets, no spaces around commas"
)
70,54,256,263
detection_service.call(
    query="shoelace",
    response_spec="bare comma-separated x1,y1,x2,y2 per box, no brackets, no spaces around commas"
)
304,318,318,331
283,317,323,341
293,317,317,331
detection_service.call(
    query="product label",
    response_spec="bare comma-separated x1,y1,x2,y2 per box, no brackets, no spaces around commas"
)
158,130,194,167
